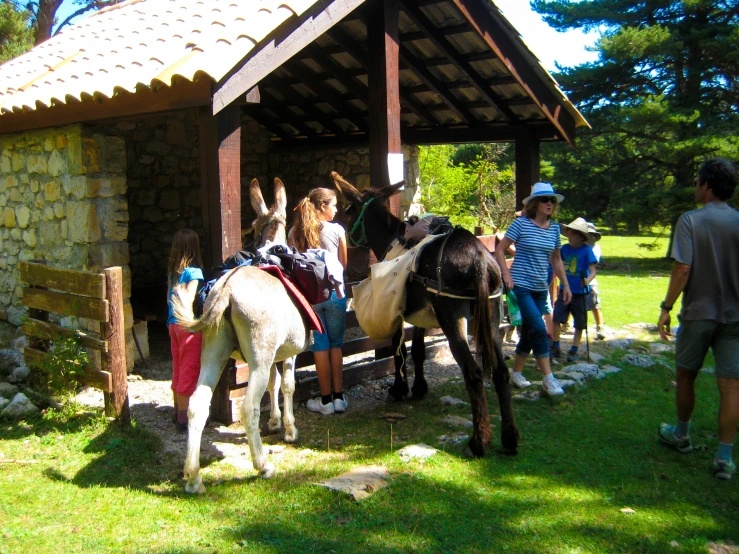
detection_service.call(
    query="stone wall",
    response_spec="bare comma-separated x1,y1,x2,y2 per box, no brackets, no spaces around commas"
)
0,124,134,369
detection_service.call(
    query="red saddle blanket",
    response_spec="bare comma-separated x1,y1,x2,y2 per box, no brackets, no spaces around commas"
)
258,265,324,334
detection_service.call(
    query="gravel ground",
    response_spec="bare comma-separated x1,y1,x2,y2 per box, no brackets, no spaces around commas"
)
74,323,520,465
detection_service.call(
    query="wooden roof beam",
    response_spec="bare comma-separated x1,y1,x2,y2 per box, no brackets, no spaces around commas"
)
399,45,475,125
450,0,578,144
253,89,319,139
403,122,561,145
261,78,351,137
282,60,369,133
404,75,518,93
213,0,367,115
400,0,518,121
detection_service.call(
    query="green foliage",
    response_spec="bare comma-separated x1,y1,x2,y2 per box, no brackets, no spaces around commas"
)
0,2,33,63
419,143,516,232
41,336,91,397
532,0,739,230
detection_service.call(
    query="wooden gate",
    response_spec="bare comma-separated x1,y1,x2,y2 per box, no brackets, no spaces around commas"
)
20,261,130,424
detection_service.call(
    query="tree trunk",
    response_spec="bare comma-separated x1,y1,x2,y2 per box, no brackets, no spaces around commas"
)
33,0,63,45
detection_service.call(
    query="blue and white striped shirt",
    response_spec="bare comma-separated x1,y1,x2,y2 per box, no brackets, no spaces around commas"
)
505,217,561,292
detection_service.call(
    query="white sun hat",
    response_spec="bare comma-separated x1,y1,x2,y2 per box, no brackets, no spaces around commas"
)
521,182,565,205
562,217,600,246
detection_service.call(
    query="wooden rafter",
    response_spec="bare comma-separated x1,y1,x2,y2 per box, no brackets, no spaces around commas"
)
449,0,578,143
257,89,319,139
262,78,350,137
213,0,367,114
400,0,518,121
282,60,369,133
399,44,475,125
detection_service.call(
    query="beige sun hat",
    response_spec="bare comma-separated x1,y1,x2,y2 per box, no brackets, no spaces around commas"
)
585,221,602,243
561,217,600,246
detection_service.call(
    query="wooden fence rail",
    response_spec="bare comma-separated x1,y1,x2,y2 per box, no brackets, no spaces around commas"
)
20,261,130,424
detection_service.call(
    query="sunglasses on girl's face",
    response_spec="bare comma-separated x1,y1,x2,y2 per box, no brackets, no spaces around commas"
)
539,196,556,204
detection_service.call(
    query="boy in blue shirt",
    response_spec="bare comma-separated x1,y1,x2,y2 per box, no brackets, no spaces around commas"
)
551,218,598,361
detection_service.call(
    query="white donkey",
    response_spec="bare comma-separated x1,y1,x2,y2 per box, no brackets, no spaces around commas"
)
171,177,310,493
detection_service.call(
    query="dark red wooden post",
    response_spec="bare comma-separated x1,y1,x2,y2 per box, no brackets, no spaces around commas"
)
367,0,402,217
515,131,540,210
199,103,242,424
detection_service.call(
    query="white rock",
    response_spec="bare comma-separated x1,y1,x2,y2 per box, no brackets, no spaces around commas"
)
0,382,19,396
602,365,622,374
1,392,39,419
513,390,541,402
562,363,600,377
316,465,389,500
0,397,8,410
10,335,29,350
556,371,584,384
443,415,473,428
557,379,578,389
649,343,674,354
398,444,438,462
588,352,605,363
625,322,658,332
440,395,469,407
438,433,468,446
606,339,634,350
8,364,30,383
621,354,656,368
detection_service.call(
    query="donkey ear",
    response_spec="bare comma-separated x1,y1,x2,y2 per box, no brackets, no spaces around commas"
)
249,178,268,216
331,171,363,203
273,177,287,213
374,180,406,200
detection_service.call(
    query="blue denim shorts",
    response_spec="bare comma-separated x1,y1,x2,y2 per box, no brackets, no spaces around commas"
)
311,291,347,352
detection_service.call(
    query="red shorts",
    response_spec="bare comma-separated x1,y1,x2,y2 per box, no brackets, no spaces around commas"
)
169,324,202,396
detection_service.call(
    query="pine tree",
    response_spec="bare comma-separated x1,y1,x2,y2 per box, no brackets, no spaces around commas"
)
532,0,739,236
0,2,33,63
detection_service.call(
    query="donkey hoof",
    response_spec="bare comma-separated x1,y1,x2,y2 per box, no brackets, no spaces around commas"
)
259,462,277,479
284,427,299,444
465,439,485,458
267,420,282,435
185,477,206,494
388,383,409,401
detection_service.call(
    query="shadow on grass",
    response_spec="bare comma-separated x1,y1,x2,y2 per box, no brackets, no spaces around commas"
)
599,256,672,277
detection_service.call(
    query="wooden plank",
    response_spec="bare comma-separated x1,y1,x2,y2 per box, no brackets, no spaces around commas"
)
367,0,402,216
211,359,236,425
515,131,541,210
103,267,129,422
402,123,560,145
24,347,113,392
0,78,212,135
22,288,109,322
449,0,579,144
213,0,368,114
22,318,108,352
19,262,105,298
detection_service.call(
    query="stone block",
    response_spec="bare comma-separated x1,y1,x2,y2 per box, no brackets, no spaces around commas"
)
81,138,100,173
48,149,67,177
26,153,48,174
22,229,36,248
88,242,129,269
53,201,65,218
43,206,55,220
96,197,129,242
15,205,30,228
97,135,126,173
38,221,62,248
159,190,180,210
0,194,6,207
122,265,131,299
132,320,150,361
123,300,133,329
33,192,44,208
5,175,18,188
12,152,25,172
9,228,20,240
0,177,5,193
44,180,61,202
56,135,68,149
137,188,156,206
66,201,101,243
3,207,16,228
30,179,39,193
356,174,370,189
166,120,187,145
9,189,21,202
185,189,201,207
142,206,164,223
0,153,10,173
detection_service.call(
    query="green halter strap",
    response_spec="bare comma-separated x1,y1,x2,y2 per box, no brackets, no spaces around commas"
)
348,197,375,247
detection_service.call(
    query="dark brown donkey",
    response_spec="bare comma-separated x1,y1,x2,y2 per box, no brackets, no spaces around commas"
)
331,172,519,457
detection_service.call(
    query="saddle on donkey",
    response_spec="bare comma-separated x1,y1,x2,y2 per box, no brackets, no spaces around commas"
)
352,214,460,341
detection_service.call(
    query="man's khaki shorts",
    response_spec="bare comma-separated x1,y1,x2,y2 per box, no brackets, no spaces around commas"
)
675,319,739,378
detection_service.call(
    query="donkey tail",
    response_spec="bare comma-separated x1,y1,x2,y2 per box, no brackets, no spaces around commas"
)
172,271,233,334
472,255,500,379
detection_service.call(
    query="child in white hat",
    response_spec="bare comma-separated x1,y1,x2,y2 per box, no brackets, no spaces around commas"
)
551,217,599,361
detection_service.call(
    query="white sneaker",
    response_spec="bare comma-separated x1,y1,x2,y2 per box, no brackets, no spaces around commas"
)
333,394,348,413
307,398,335,415
510,371,531,389
542,376,564,396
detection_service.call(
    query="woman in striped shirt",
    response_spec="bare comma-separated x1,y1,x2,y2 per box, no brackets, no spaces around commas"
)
495,183,572,396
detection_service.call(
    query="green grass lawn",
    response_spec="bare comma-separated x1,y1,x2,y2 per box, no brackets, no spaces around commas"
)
1,235,735,553
595,234,672,329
